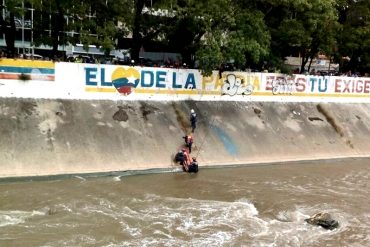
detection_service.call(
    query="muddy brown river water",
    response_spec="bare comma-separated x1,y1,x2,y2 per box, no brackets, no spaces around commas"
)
0,158,369,246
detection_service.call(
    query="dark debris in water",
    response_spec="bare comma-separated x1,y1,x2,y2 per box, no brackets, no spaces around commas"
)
305,212,339,230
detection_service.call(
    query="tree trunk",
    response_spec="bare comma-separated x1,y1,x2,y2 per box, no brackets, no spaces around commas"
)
308,32,320,72
300,50,309,74
307,49,318,74
52,0,65,58
0,11,16,57
131,0,145,62
8,13,16,57
307,56,314,73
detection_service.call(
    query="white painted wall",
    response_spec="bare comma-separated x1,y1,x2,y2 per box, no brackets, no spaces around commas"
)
1,62,370,103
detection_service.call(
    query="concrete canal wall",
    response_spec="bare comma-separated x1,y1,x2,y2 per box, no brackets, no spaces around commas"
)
1,59,370,178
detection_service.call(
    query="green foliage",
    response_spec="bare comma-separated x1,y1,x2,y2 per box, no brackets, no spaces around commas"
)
31,0,132,56
266,0,339,73
1,0,370,73
335,0,370,73
196,32,224,76
168,0,270,74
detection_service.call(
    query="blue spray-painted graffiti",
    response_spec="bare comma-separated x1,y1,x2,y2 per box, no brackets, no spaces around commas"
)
211,124,238,156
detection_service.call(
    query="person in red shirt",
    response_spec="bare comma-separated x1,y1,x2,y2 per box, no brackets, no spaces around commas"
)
182,148,191,168
183,134,194,153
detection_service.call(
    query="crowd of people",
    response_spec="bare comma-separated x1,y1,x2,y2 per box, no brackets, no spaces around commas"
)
2,51,367,77
1,51,191,69
307,69,364,77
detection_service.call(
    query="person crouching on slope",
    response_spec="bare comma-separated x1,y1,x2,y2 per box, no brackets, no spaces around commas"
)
184,157,199,173
175,149,186,165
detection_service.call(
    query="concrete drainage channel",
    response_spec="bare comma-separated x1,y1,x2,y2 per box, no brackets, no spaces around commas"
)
1,98,370,178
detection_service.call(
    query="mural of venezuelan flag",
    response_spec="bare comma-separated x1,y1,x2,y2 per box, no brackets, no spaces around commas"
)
0,58,55,81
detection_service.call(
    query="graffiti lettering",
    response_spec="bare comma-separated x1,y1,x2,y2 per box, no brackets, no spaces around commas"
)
266,75,307,93
272,77,297,95
221,74,253,96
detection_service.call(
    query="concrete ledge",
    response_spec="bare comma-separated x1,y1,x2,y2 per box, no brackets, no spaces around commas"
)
1,156,368,183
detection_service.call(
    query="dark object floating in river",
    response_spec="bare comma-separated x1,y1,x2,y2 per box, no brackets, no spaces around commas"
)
305,212,339,230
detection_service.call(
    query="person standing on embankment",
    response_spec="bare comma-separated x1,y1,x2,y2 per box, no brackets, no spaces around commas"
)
190,109,197,133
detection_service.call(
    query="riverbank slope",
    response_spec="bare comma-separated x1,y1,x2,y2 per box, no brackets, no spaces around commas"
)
1,98,370,178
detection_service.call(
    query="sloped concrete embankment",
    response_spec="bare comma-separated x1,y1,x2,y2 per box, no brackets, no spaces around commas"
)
1,98,370,178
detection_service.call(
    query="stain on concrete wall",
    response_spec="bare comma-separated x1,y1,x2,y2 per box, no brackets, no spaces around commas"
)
113,106,129,122
171,102,190,134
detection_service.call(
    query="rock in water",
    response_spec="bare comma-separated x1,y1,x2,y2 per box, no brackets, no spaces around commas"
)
305,212,339,230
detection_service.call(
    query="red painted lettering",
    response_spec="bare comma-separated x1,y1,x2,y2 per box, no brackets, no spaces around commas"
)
296,78,306,92
343,80,351,93
356,80,363,93
364,81,370,93
335,79,341,93
265,76,274,90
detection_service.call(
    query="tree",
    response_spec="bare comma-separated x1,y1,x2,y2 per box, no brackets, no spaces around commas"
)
32,0,131,58
335,0,370,74
268,0,339,73
128,0,175,61
85,0,132,56
162,0,270,75
32,0,74,57
0,0,27,57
